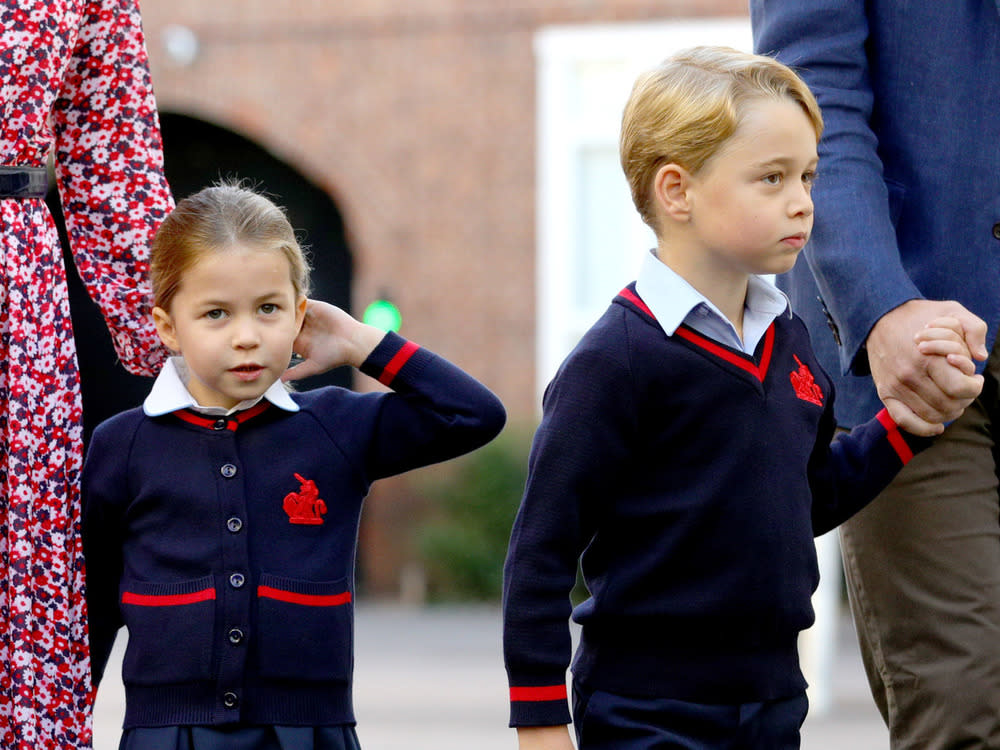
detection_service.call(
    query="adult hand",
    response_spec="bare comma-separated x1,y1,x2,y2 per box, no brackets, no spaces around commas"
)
866,299,987,435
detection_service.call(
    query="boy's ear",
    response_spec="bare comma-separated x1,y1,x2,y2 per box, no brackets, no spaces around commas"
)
652,163,692,222
152,306,180,353
294,296,308,331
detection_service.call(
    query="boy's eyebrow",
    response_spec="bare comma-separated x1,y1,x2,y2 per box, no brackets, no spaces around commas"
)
750,155,819,170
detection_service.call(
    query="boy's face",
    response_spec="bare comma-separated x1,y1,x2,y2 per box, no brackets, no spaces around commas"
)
682,96,818,279
152,245,307,410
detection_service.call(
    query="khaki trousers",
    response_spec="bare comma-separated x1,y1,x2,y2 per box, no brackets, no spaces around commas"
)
840,338,1000,749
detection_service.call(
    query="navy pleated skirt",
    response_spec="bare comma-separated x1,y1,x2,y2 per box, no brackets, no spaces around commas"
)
118,725,362,750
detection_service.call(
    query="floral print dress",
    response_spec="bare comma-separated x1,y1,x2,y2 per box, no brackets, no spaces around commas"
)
0,1,173,747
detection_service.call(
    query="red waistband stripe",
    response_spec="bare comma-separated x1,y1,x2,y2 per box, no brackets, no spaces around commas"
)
509,685,568,702
378,341,420,386
257,586,352,607
122,588,216,607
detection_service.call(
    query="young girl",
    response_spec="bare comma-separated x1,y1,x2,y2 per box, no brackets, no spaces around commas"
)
81,183,506,750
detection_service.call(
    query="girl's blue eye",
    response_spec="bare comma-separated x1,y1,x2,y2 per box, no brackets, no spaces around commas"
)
205,309,225,320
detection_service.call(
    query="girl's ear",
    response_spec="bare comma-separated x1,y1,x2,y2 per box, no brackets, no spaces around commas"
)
152,306,180,353
652,162,693,222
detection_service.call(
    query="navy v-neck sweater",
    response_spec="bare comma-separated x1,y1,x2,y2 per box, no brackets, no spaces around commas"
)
82,332,505,729
503,285,929,726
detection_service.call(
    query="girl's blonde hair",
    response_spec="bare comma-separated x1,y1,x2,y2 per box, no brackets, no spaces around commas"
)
151,181,311,311
620,46,824,230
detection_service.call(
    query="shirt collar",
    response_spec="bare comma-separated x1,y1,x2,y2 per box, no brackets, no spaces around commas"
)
143,357,300,417
634,248,790,337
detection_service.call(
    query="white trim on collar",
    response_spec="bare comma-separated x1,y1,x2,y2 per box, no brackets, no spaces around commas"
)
143,357,300,417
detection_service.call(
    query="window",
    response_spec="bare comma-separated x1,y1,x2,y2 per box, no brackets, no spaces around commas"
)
534,19,752,396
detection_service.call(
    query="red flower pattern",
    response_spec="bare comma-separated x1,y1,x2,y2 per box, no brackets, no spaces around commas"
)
0,1,173,747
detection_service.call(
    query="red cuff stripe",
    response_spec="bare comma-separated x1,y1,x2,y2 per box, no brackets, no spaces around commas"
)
378,341,420,386
258,586,352,607
876,408,914,464
122,588,216,607
510,685,568,702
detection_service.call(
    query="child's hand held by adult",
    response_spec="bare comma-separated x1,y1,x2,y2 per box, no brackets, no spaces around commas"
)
915,316,986,377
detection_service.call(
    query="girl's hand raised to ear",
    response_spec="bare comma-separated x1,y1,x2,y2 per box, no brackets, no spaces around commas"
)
283,300,386,381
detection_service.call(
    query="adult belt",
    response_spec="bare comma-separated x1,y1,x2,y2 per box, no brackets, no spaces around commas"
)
0,167,49,198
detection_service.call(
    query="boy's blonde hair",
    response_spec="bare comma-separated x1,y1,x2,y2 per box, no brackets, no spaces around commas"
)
151,181,311,312
620,46,824,230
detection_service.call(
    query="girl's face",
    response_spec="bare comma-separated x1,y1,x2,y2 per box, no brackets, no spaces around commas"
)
152,244,307,410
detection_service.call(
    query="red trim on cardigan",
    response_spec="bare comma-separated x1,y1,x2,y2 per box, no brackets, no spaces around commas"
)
509,685,568,702
122,588,216,607
173,401,271,431
876,408,914,464
257,586,352,607
378,341,420,386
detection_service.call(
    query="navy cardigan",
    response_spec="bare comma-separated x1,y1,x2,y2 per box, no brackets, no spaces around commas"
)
503,286,930,726
82,332,505,728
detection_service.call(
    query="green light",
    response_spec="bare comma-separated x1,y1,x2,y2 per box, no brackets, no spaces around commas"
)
363,299,402,332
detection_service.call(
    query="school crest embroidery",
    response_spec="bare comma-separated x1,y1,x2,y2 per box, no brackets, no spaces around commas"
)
790,355,824,406
283,473,327,525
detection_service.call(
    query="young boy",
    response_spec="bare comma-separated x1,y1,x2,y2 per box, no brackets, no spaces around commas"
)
501,46,983,750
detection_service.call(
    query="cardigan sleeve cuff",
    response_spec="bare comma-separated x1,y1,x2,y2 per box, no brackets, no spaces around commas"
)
507,681,572,727
359,331,429,387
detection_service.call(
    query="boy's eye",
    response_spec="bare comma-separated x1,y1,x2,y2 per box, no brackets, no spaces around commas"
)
802,170,818,186
762,173,782,186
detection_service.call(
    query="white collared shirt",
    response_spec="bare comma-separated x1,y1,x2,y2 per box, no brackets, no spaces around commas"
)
634,249,790,354
143,357,300,417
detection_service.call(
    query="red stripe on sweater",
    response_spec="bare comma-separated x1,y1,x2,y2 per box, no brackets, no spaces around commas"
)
876,408,914,464
509,685,568,702
618,286,655,320
674,324,775,383
619,286,774,381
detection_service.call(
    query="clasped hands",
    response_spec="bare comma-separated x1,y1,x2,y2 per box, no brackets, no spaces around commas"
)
868,299,988,436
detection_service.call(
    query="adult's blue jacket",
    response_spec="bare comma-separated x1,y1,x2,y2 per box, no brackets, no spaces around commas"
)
752,0,1000,426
